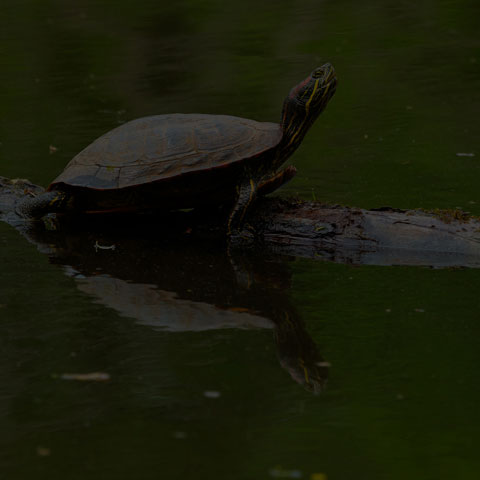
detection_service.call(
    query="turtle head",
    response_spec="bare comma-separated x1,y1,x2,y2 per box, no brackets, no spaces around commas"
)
280,64,337,157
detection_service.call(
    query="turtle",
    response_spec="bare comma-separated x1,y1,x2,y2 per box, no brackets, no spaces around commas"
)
17,63,337,233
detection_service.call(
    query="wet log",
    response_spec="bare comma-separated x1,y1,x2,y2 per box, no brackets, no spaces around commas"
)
244,198,480,267
2,176,480,268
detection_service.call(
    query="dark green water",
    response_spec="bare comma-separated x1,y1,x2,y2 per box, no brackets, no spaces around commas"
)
1,1,480,479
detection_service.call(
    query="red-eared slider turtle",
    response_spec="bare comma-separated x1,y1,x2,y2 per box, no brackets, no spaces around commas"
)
18,64,337,233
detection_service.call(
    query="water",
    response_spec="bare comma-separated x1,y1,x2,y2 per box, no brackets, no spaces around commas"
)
1,1,480,479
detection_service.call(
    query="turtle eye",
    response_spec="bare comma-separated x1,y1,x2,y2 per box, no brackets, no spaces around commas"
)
312,68,324,78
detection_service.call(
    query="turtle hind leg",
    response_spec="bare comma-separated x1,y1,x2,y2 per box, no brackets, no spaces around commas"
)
16,190,69,219
227,178,259,235
257,166,297,197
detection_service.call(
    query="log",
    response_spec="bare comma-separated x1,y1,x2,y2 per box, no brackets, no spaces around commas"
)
2,176,480,268
245,198,480,267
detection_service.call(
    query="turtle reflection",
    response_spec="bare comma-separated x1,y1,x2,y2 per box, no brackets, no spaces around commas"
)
22,218,328,394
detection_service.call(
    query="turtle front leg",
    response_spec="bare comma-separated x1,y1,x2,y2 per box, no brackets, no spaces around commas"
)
226,166,298,235
16,190,69,219
257,166,297,197
227,178,259,235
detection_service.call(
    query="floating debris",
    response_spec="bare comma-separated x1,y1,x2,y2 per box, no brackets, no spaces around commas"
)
49,145,58,154
57,372,111,382
203,390,221,399
414,308,425,313
94,240,116,252
36,446,51,457
269,466,303,478
456,152,475,157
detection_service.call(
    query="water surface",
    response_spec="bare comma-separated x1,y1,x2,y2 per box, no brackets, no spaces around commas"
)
1,1,480,479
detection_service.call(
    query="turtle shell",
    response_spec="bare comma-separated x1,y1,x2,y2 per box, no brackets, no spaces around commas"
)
49,114,283,191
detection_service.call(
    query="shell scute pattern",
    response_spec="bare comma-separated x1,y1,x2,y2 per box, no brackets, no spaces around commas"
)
50,114,282,191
